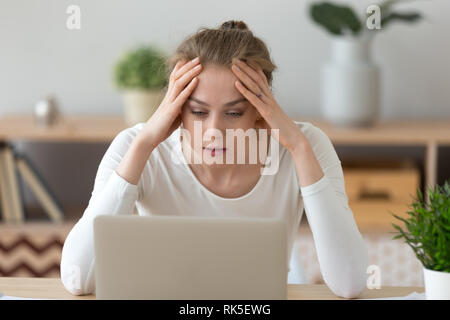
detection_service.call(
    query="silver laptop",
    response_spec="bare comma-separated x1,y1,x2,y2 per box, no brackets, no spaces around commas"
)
93,215,288,300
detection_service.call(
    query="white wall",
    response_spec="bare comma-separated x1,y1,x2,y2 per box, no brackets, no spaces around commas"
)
1,0,449,118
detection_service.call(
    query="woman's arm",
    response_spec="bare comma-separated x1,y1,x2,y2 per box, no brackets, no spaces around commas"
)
61,57,201,296
60,127,153,295
291,127,369,299
116,133,156,185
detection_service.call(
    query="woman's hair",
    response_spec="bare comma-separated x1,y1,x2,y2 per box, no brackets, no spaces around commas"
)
164,20,277,89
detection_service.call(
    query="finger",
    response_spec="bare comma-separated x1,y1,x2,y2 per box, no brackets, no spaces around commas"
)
174,57,200,81
247,60,270,89
234,80,271,117
173,59,188,74
233,59,271,97
231,64,263,98
169,60,188,89
168,58,200,97
169,64,202,102
172,76,199,110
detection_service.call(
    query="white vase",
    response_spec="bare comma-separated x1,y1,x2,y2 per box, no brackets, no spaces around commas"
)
423,267,450,300
321,35,380,127
122,89,164,126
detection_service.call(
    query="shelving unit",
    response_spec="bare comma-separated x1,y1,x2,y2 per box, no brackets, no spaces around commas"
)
0,115,126,278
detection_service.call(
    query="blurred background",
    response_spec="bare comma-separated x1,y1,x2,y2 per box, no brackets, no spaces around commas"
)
0,0,449,289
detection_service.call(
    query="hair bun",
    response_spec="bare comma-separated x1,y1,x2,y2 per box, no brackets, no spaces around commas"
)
219,20,249,31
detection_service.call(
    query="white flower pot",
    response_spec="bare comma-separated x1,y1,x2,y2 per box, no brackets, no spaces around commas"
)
423,267,450,300
122,89,163,126
321,35,380,127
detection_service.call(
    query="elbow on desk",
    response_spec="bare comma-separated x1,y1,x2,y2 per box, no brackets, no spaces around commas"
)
325,265,367,299
331,278,366,299
60,276,89,296
60,254,93,296
326,248,370,299
60,230,95,296
60,253,94,296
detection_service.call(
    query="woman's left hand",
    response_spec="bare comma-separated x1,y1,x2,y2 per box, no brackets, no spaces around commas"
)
231,58,307,154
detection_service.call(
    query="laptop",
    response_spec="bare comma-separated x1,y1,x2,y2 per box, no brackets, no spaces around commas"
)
93,215,288,300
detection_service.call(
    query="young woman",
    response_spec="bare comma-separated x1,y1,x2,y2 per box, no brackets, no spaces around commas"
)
61,20,369,298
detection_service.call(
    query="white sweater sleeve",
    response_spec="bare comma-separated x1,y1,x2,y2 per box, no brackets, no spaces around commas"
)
298,125,369,299
60,127,145,295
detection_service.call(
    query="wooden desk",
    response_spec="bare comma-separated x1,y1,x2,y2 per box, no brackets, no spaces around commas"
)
0,277,424,300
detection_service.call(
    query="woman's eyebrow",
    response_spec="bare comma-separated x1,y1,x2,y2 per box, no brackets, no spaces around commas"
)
188,96,247,107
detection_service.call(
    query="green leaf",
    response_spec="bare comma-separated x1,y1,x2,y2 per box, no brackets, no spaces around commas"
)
391,180,450,271
381,10,422,28
310,2,362,36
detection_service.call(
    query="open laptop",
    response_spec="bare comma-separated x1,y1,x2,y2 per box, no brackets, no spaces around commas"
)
93,215,288,300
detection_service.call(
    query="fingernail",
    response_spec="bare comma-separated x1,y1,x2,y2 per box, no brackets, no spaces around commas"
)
233,64,240,71
192,57,200,63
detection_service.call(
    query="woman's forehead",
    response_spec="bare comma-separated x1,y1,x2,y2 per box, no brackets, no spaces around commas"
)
191,65,243,103
196,64,237,85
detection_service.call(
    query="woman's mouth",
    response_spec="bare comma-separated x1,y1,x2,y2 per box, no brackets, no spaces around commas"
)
203,146,226,156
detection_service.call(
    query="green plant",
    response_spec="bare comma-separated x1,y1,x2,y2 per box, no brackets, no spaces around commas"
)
310,0,422,36
114,45,168,90
391,180,450,272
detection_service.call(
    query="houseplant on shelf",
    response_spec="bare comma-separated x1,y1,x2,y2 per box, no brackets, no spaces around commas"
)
392,180,450,300
309,0,422,127
114,45,168,125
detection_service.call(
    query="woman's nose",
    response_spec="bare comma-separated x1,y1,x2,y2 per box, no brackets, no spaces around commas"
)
203,114,225,132
202,115,225,143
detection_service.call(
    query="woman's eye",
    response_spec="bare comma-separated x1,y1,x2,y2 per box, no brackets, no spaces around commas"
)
226,112,243,117
191,111,207,116
190,110,243,117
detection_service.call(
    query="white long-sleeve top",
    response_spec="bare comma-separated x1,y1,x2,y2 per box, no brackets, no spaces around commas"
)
60,120,369,298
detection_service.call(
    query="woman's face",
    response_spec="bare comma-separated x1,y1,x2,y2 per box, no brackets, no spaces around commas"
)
181,63,264,165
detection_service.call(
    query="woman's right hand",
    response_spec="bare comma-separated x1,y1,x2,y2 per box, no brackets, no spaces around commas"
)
138,56,203,150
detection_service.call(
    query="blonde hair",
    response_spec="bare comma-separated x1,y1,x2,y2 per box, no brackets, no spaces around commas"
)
164,20,277,89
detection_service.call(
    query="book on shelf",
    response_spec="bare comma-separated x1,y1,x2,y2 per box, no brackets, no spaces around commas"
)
2,146,25,223
0,147,14,223
15,153,64,223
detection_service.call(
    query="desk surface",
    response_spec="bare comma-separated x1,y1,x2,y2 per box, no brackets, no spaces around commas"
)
1,114,450,145
0,277,424,300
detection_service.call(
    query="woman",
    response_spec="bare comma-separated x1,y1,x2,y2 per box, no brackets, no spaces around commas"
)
60,20,369,298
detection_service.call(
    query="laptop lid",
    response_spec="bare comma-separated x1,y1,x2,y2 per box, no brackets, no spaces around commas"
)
93,215,288,300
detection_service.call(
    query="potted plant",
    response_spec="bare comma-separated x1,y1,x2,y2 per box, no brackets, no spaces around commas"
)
114,45,168,125
309,0,422,127
392,181,450,300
